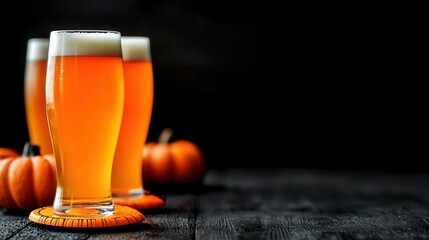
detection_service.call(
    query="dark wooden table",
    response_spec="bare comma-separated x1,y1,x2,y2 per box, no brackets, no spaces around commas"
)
2,168,429,239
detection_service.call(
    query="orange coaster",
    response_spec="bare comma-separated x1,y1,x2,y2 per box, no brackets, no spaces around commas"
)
28,205,144,228
113,193,165,210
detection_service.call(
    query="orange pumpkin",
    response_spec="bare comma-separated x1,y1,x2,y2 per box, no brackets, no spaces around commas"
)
142,128,206,186
0,147,20,158
0,142,57,210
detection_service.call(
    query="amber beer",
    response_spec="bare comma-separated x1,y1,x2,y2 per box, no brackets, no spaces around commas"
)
24,38,52,154
111,36,154,198
46,30,124,216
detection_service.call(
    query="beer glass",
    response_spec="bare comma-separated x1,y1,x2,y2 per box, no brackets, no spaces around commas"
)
24,38,52,154
46,30,124,216
111,36,154,199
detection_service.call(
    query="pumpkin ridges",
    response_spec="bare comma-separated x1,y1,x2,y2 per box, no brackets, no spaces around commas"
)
147,144,173,184
32,156,56,207
43,154,56,168
142,142,156,186
8,157,38,210
0,143,57,210
168,149,190,183
170,141,206,183
141,128,206,186
0,157,19,209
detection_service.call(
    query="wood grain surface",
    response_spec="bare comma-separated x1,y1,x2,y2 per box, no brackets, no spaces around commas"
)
2,168,429,239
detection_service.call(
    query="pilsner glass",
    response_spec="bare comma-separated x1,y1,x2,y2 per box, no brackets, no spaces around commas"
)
111,36,154,199
24,38,52,154
46,30,124,216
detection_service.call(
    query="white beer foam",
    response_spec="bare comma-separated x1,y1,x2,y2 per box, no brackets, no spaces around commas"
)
26,38,49,61
49,30,122,57
121,36,151,61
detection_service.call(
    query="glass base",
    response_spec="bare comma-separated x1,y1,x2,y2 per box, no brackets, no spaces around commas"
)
29,205,145,228
112,188,144,200
54,201,114,217
113,192,165,210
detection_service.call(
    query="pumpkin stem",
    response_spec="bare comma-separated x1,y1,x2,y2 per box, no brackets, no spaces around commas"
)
158,128,173,145
22,142,41,157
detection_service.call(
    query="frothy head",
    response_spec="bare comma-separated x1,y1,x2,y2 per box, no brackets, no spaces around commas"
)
26,38,49,61
48,30,122,57
121,36,151,61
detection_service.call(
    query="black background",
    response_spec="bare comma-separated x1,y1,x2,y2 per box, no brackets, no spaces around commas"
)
1,1,429,171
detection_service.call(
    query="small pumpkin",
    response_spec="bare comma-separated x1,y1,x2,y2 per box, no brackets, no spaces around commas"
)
142,128,206,186
0,142,57,210
0,147,20,158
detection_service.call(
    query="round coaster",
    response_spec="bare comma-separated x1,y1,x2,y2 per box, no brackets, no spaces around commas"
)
113,193,165,210
28,205,144,228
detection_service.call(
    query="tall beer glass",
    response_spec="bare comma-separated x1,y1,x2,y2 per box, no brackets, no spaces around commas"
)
111,36,154,199
46,30,124,216
24,38,52,154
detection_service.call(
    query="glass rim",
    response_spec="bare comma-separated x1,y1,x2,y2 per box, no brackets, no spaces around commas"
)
50,30,121,34
121,36,150,40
